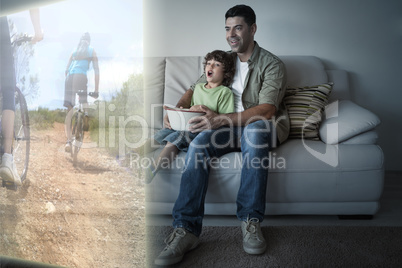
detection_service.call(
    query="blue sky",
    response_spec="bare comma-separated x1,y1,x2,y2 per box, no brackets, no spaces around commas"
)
8,0,143,109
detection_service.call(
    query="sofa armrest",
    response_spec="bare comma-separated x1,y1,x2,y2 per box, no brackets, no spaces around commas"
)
319,100,381,145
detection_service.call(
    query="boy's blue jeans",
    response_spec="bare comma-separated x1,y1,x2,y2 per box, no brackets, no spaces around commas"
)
172,120,275,237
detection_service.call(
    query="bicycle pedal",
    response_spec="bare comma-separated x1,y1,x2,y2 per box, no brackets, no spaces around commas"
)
1,180,18,191
72,139,82,147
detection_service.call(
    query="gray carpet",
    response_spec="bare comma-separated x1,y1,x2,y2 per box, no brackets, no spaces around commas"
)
147,225,402,267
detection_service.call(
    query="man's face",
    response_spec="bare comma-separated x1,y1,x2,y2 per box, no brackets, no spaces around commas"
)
225,16,255,53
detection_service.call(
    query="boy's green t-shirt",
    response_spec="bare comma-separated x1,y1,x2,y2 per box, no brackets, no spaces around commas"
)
190,83,234,114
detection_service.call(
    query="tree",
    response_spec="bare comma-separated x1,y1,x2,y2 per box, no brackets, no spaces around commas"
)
9,19,40,104
110,73,144,119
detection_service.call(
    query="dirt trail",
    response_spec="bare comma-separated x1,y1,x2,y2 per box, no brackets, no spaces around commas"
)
0,122,145,267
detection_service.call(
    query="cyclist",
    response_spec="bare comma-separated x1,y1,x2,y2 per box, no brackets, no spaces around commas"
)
0,9,43,186
64,32,99,152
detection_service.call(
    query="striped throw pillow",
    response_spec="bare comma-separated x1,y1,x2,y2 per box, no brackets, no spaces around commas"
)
284,83,333,140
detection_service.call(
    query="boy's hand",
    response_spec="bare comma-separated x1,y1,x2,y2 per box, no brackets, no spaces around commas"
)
162,107,172,129
163,114,171,129
189,105,204,112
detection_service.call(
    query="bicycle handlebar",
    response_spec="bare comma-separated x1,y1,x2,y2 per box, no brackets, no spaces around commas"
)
89,92,99,98
77,90,98,98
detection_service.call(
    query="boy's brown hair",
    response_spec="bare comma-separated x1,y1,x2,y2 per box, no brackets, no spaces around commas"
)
203,50,235,87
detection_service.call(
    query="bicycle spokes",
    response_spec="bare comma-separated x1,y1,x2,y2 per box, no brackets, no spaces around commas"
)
13,88,30,184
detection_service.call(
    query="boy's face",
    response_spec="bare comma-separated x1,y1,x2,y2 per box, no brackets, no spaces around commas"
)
205,59,225,85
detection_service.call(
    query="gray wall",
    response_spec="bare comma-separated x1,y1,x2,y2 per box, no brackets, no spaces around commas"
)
144,0,402,170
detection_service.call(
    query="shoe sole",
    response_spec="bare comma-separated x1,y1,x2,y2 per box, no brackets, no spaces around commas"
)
154,255,183,266
154,240,199,266
243,244,266,255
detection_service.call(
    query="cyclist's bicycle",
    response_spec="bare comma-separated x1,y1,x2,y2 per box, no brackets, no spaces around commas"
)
0,35,32,190
69,90,98,166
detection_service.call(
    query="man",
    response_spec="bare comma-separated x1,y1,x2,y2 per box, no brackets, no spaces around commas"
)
154,4,289,266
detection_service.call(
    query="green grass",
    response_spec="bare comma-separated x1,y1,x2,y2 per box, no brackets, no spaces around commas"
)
89,126,146,157
29,103,145,158
29,107,66,130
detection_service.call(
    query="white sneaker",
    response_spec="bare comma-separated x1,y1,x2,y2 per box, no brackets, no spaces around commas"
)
241,218,266,254
0,153,22,186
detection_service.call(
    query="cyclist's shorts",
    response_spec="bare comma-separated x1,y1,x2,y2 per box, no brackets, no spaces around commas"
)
64,74,88,107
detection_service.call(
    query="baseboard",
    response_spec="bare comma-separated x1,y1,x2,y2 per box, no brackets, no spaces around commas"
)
338,215,374,220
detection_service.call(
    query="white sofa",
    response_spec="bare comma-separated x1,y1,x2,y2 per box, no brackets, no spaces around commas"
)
143,55,384,218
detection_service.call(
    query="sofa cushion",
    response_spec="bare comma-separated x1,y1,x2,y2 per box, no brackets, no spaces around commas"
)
144,57,167,129
319,100,381,145
279,56,328,87
340,130,379,145
284,83,333,140
146,140,385,214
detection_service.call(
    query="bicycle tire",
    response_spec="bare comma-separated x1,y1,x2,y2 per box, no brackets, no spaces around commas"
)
70,110,78,150
70,110,79,163
72,111,84,165
12,86,30,183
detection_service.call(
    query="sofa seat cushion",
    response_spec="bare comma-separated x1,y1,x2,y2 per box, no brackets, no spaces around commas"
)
145,139,384,207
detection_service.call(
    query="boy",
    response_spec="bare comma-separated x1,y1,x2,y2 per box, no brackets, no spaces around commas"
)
145,50,235,183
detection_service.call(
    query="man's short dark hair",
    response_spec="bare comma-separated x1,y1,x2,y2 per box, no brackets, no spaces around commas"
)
225,4,256,27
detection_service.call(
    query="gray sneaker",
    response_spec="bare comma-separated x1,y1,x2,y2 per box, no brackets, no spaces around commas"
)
241,218,266,254
154,228,199,266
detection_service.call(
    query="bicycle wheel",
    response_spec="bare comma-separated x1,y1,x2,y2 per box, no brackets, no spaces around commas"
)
70,110,78,148
13,86,30,183
72,111,84,165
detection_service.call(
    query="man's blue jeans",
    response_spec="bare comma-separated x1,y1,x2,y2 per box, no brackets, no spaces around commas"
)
172,120,275,237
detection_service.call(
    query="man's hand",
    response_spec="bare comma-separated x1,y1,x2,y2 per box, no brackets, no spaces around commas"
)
188,105,220,132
